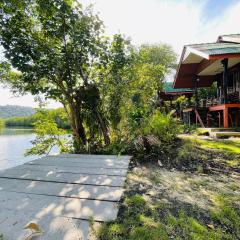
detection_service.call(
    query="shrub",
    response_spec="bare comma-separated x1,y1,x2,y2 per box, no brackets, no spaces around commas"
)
133,110,183,155
143,110,183,143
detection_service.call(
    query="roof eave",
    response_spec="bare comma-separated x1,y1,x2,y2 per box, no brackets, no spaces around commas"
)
173,46,187,89
185,46,210,60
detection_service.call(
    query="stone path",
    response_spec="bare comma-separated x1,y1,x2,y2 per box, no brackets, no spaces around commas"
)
0,154,131,240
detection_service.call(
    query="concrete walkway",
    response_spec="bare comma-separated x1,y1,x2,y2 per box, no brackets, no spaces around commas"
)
0,154,131,240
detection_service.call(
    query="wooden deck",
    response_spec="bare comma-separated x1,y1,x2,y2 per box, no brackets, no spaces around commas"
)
183,104,240,128
0,154,131,240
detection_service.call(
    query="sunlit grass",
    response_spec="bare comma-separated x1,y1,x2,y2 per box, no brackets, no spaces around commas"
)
198,139,240,154
180,135,240,154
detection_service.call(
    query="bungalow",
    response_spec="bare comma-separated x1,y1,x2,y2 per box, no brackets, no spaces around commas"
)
173,34,240,129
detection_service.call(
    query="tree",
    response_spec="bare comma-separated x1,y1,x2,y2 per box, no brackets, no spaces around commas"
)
0,0,131,152
135,44,177,108
118,44,177,136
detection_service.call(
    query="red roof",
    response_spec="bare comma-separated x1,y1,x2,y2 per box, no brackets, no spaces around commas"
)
173,34,240,89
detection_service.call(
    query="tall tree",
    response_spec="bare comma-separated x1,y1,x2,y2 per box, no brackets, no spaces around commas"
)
117,44,177,136
0,0,131,152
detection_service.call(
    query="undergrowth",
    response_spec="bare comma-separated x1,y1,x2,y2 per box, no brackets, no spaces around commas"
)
133,137,240,173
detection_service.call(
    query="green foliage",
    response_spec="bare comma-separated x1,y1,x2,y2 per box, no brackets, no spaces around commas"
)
0,0,178,152
103,43,179,155
5,116,35,127
5,108,70,129
0,0,132,151
0,119,4,129
130,110,183,157
143,110,183,143
119,44,177,122
25,109,70,156
198,82,218,100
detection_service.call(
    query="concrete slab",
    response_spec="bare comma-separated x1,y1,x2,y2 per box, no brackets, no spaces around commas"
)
0,178,124,201
27,156,130,169
0,168,125,187
0,154,131,239
19,164,128,176
56,154,131,160
0,191,118,221
0,208,89,240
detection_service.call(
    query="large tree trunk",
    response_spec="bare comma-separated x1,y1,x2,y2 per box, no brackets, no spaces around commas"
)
69,102,87,153
94,109,110,145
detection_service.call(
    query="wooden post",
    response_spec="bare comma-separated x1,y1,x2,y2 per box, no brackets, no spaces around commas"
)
221,58,228,104
218,112,221,128
223,107,229,128
194,76,199,107
236,110,239,127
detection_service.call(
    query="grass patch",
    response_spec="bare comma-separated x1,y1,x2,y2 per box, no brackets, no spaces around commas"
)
224,159,240,167
98,194,238,240
181,135,240,154
197,138,240,154
211,194,240,239
97,146,240,240
176,135,240,169
97,134,240,240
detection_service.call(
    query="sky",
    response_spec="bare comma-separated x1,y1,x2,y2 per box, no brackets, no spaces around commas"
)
0,0,240,108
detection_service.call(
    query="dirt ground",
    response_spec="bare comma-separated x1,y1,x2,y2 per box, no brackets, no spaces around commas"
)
96,136,240,240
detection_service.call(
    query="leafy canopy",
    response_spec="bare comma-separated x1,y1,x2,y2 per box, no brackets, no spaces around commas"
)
0,0,133,150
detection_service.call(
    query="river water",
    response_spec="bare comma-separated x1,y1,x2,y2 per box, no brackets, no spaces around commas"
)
0,128,58,170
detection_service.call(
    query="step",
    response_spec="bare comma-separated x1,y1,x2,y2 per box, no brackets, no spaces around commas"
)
210,131,240,138
198,128,236,133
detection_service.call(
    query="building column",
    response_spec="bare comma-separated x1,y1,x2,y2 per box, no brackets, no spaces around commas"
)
221,58,228,104
223,107,229,128
194,76,199,107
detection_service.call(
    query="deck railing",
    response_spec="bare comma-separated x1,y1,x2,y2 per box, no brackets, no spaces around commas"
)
198,91,240,107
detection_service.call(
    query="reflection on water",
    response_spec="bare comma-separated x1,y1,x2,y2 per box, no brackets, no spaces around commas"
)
0,128,58,171
0,127,34,136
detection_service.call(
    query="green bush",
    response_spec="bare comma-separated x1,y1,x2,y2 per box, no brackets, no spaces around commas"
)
143,110,183,143
132,110,183,155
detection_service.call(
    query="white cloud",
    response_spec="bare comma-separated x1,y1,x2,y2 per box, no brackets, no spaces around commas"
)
1,0,240,107
81,0,240,54
201,1,240,43
0,85,61,108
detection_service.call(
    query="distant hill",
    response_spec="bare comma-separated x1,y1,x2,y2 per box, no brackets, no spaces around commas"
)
0,105,35,119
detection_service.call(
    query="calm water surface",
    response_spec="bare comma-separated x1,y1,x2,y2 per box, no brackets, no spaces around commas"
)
0,128,58,170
